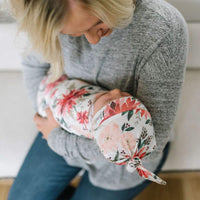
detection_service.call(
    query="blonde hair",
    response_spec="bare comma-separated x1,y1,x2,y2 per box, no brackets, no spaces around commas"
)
5,0,136,82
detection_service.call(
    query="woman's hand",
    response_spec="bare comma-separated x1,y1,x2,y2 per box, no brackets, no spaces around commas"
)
33,107,60,140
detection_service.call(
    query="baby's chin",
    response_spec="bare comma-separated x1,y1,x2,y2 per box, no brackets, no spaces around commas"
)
93,92,108,115
122,92,131,96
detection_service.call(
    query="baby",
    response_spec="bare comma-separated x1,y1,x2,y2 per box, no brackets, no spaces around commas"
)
37,74,167,185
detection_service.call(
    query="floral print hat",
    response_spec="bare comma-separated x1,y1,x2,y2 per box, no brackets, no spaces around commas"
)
91,96,167,185
37,74,167,185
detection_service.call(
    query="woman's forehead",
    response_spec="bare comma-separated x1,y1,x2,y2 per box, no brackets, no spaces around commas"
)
61,1,99,35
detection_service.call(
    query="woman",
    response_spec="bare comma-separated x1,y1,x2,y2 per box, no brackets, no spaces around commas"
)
7,0,188,199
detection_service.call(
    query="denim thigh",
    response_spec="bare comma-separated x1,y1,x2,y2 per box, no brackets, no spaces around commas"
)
8,132,82,200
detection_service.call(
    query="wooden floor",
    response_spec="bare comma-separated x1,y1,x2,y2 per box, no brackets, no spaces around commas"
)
1,172,200,200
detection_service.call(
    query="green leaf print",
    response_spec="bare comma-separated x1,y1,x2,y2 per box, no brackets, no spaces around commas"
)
73,105,77,113
128,110,134,121
145,119,150,124
114,150,119,162
122,111,129,116
125,127,134,131
121,123,125,131
138,138,142,149
83,93,91,97
60,118,67,127
145,152,151,157
140,140,145,148
80,85,90,89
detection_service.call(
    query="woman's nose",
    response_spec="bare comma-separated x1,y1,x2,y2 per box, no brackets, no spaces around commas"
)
84,29,102,44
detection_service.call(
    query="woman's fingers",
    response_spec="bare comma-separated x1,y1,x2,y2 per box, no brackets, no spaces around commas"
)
45,107,53,119
45,107,59,126
33,113,46,126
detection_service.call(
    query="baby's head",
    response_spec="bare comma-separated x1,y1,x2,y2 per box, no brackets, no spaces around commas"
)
91,91,167,185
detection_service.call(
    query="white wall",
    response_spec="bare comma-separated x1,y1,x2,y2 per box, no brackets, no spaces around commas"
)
0,24,28,71
167,0,200,22
0,72,36,177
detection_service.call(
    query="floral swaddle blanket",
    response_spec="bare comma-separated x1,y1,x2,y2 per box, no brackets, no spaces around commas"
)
37,74,167,185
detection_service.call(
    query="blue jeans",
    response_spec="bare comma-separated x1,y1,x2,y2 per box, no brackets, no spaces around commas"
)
8,132,170,200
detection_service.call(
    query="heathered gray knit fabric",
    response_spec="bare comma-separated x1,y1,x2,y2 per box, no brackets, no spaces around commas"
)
22,0,189,190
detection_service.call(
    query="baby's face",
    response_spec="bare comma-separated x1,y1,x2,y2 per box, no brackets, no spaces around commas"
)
93,89,131,116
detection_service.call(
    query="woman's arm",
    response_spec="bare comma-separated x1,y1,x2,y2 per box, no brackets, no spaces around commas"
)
136,23,189,160
47,127,104,160
22,50,51,112
22,49,105,161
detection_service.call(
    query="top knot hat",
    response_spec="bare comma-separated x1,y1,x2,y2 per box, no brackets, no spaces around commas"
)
91,96,167,185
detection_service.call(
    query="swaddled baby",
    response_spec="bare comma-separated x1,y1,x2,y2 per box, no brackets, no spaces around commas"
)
37,74,167,185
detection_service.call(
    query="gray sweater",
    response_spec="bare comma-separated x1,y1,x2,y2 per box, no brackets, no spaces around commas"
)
22,0,189,190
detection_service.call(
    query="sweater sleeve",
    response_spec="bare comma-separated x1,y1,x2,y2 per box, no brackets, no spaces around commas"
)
47,127,105,161
21,49,105,162
22,50,51,112
136,26,189,160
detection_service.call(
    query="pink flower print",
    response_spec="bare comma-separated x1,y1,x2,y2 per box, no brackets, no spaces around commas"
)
132,146,146,160
56,94,76,117
56,88,89,117
50,88,58,99
103,98,128,120
137,166,152,178
98,122,121,155
71,88,89,98
77,111,89,124
121,98,141,112
45,75,67,95
115,160,128,166
120,132,136,155
103,102,121,122
135,108,151,120
101,97,141,125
